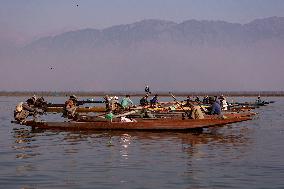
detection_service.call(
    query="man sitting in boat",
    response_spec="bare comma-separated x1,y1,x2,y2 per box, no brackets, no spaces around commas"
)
140,94,149,107
187,102,204,119
14,98,38,122
63,95,78,119
150,94,159,107
104,95,111,111
209,97,221,115
105,95,121,112
184,96,193,106
121,95,134,110
195,96,200,103
24,95,37,106
256,95,262,104
34,96,48,109
203,95,209,104
219,95,228,111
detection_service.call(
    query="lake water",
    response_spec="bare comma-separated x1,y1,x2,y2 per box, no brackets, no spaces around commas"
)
0,96,284,189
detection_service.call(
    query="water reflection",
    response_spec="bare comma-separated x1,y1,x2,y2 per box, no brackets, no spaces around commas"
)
12,125,251,159
12,127,41,159
119,134,131,160
11,125,252,188
4,96,284,188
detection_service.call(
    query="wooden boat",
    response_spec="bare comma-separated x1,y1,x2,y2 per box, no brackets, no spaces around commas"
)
23,116,252,131
45,106,192,113
127,111,255,119
45,106,106,113
44,104,186,113
229,106,255,111
234,102,266,107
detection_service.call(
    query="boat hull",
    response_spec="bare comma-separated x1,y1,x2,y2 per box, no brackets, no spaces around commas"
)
23,117,251,131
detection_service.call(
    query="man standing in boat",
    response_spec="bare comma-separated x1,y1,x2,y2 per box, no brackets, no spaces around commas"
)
145,85,151,95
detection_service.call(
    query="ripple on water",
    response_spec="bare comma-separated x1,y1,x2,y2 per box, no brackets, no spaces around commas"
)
1,96,284,188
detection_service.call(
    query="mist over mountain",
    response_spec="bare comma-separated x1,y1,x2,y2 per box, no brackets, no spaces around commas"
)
1,17,284,92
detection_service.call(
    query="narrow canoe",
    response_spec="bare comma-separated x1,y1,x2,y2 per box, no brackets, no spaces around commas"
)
124,112,256,119
45,106,253,114
44,106,189,113
45,106,106,113
23,116,252,131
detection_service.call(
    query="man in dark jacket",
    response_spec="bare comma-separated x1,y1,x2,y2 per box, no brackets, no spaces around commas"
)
150,94,159,107
145,85,151,94
140,94,149,106
210,100,221,115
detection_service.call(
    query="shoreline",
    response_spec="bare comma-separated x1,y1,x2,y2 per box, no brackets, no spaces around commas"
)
1,91,284,97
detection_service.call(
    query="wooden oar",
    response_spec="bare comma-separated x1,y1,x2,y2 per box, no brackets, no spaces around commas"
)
96,110,139,119
113,110,139,118
169,92,191,118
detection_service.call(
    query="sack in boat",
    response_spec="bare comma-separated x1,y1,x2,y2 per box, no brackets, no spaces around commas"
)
120,116,133,122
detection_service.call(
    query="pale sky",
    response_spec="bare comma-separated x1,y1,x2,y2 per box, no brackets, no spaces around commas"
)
1,0,284,91
1,0,284,43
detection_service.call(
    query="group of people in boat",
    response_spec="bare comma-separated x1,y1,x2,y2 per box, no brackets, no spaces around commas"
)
14,95,46,122
12,93,223,122
139,94,159,107
13,90,263,123
104,95,134,112
182,95,227,119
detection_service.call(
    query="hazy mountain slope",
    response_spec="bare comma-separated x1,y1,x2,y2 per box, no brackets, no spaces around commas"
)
1,17,284,91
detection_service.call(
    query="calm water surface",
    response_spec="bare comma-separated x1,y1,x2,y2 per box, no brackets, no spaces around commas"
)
0,96,284,189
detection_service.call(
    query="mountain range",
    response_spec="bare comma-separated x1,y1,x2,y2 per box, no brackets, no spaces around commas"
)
23,17,284,50
1,17,284,91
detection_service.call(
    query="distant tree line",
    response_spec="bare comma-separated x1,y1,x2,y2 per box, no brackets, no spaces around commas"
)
0,91,284,97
